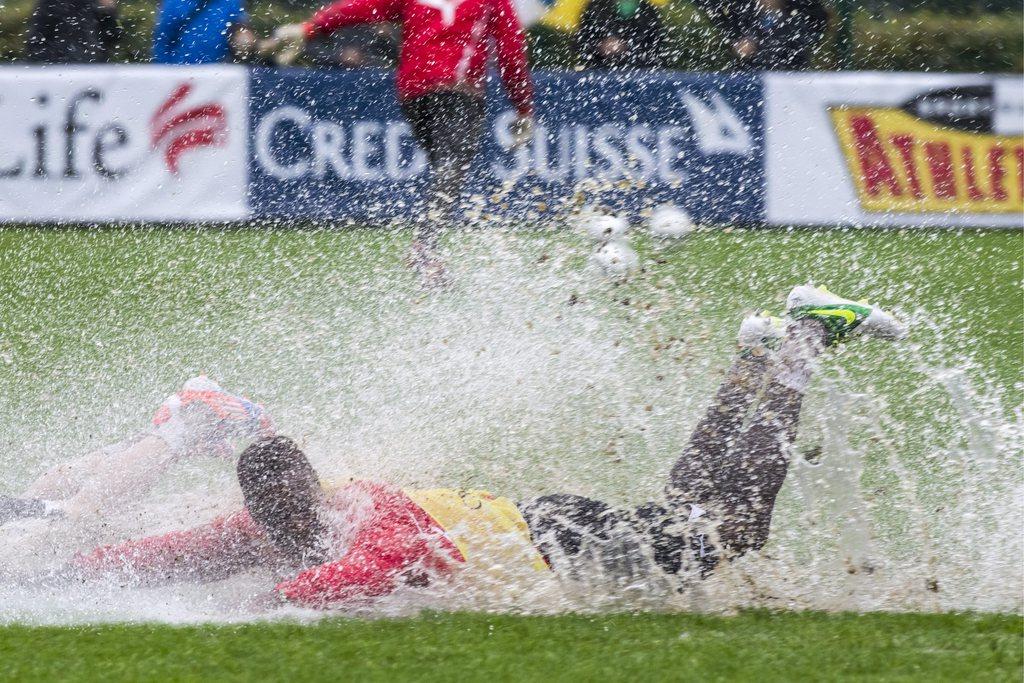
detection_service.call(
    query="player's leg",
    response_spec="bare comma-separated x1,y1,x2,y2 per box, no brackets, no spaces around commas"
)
401,92,485,285
704,316,828,556
664,313,784,510
423,93,485,234
401,94,447,283
518,315,785,581
401,94,438,229
666,285,906,560
407,93,486,241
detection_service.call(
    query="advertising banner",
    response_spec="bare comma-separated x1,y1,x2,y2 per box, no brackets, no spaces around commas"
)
249,69,765,224
765,72,1024,227
0,66,249,222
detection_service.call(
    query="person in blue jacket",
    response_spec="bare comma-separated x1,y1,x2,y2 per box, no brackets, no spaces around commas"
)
152,0,253,64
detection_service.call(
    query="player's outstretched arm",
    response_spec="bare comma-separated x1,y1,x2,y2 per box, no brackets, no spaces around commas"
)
275,553,405,607
306,0,402,35
69,509,269,586
21,443,131,502
17,433,175,521
20,376,272,520
490,0,534,118
267,0,401,64
38,436,176,520
275,506,459,608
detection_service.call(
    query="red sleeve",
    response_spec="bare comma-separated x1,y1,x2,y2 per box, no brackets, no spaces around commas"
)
489,0,534,117
72,510,268,585
304,0,403,39
275,492,462,607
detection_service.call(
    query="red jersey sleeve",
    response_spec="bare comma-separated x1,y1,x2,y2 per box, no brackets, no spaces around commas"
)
305,0,403,39
72,510,268,585
488,0,534,117
275,487,462,607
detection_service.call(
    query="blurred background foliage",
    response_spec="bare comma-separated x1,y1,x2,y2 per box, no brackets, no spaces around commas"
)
0,0,1020,71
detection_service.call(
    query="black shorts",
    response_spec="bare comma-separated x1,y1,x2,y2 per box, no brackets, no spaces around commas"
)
519,494,719,591
401,91,486,174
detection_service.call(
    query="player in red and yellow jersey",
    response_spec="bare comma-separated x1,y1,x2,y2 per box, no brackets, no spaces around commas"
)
57,285,906,607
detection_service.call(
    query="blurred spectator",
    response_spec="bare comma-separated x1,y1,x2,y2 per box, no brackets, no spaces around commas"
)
228,24,278,64
305,24,399,68
24,0,122,63
152,0,254,64
576,0,668,69
694,0,829,70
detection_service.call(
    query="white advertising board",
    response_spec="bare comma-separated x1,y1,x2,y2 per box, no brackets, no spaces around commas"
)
765,72,1023,227
0,65,248,222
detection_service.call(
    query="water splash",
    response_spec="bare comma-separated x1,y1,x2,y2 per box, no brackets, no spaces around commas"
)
0,226,1019,623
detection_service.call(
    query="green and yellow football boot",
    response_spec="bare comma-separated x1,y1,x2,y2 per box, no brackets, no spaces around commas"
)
786,284,907,346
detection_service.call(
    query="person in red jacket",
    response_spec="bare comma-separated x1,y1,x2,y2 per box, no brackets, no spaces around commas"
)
267,0,535,286
51,285,905,607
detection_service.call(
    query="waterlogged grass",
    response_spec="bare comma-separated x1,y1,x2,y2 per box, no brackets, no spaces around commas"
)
0,225,1020,618
0,611,1019,681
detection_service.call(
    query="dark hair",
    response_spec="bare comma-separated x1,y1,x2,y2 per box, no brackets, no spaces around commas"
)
238,436,317,494
237,436,327,565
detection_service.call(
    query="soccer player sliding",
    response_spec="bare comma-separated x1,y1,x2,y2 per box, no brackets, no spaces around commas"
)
12,285,905,608
264,0,535,288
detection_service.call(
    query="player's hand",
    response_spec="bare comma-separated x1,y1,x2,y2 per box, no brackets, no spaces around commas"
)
509,115,533,151
598,36,626,58
269,23,308,65
229,26,264,62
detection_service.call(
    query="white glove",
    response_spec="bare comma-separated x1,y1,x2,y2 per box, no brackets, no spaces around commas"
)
271,23,308,66
509,115,534,151
150,376,273,458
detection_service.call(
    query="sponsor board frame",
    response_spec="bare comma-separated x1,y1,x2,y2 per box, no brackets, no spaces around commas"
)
1,66,1019,228
765,72,1023,228
0,65,249,223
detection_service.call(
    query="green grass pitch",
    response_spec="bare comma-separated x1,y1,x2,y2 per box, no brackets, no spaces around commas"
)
0,225,1019,500
1,611,1021,681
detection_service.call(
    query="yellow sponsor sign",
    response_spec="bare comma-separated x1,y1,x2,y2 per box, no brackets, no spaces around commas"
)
830,107,1024,214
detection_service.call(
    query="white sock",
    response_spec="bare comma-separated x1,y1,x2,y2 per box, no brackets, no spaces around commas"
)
42,500,66,517
773,322,826,393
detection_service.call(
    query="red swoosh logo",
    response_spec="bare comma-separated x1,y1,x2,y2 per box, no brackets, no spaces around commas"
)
150,82,228,174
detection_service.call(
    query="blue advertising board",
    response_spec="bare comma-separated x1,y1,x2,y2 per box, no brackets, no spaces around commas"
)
248,68,765,223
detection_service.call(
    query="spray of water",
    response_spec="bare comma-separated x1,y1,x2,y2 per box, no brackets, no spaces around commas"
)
0,226,1019,624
